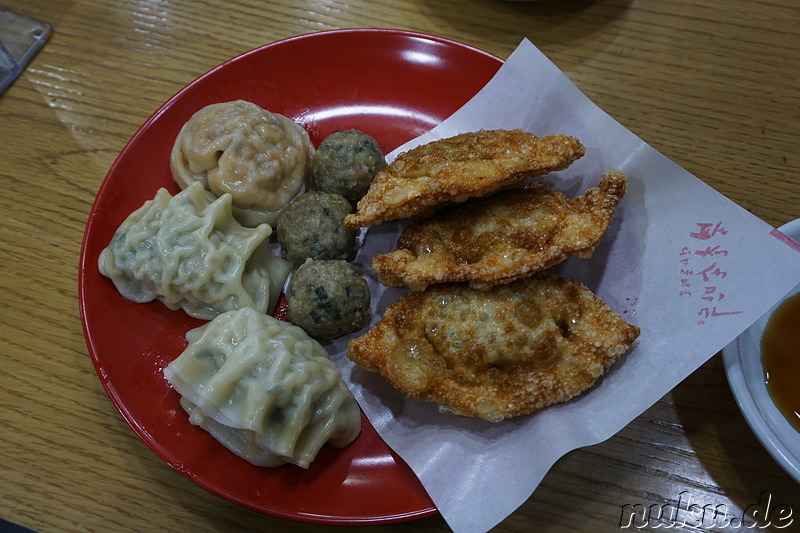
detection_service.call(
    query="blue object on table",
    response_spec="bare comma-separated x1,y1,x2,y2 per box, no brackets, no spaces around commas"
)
0,7,52,94
0,518,36,533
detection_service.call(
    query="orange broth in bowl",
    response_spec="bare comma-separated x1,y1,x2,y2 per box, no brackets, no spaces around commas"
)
761,292,800,432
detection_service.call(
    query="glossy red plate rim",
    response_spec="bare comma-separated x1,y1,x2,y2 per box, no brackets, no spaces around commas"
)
78,28,502,525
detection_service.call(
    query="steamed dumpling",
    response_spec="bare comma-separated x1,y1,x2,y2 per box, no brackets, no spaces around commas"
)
163,307,362,468
170,100,314,227
98,182,291,319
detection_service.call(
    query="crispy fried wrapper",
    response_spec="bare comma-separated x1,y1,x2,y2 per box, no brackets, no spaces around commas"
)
372,170,627,291
344,129,585,228
348,275,640,422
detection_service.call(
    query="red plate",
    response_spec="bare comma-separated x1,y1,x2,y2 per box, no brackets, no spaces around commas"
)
78,29,501,524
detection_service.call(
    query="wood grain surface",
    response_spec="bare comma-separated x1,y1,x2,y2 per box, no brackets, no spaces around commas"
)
1,0,798,531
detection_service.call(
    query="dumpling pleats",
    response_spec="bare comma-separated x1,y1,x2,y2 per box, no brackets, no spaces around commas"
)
164,307,361,468
98,182,291,319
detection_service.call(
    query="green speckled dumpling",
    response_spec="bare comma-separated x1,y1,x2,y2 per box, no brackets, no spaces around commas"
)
163,307,361,468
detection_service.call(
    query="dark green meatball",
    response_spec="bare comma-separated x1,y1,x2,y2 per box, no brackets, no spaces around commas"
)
310,129,387,204
276,192,357,266
287,260,371,340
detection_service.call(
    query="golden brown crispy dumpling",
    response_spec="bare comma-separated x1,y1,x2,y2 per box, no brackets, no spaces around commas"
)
372,171,627,291
347,274,640,422
344,129,585,229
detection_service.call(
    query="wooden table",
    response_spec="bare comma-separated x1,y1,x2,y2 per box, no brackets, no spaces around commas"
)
2,0,799,531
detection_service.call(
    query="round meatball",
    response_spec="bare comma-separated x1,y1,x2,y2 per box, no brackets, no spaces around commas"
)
276,191,357,266
287,260,371,340
310,129,387,204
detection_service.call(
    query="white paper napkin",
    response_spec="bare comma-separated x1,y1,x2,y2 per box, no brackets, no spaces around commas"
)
328,38,800,532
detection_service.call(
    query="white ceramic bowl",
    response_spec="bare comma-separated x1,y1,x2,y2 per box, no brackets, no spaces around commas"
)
722,218,800,484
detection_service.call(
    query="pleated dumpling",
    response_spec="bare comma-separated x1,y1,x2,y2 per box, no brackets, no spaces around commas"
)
170,100,314,227
163,307,362,468
98,182,291,319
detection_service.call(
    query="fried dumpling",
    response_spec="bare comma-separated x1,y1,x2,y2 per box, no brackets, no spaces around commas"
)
372,171,627,291
347,274,640,422
343,129,586,228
